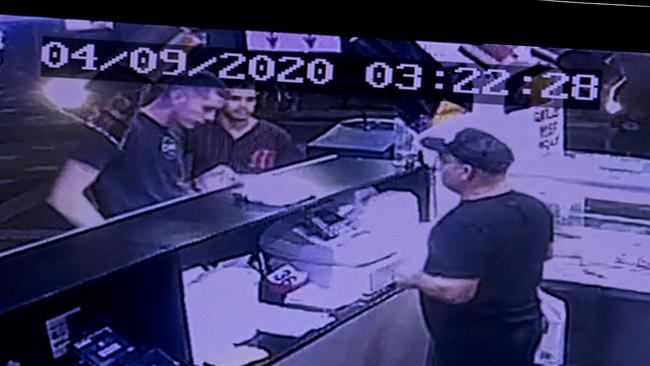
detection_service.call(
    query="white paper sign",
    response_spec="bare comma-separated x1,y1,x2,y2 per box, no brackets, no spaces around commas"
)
246,31,341,53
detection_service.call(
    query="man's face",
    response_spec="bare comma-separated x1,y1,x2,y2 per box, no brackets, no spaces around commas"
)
438,154,472,193
221,88,257,122
174,87,224,129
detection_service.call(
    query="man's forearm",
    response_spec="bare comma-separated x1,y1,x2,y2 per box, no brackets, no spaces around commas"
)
401,272,478,305
47,194,105,227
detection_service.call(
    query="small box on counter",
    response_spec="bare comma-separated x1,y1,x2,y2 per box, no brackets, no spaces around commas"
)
259,264,309,305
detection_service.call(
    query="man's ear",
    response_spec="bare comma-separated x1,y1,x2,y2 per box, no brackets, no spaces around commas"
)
461,164,475,180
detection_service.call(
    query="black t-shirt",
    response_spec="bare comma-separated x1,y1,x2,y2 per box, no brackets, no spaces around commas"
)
70,113,193,217
188,119,302,175
420,191,553,338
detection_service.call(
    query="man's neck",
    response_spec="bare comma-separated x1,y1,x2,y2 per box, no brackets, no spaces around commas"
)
140,103,174,129
219,115,259,140
461,180,511,201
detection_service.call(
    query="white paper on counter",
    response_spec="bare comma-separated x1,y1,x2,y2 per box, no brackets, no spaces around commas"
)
544,256,650,293
544,257,605,287
256,303,334,337
182,265,207,287
234,175,324,206
592,266,650,293
183,267,262,364
184,264,336,365
285,283,360,310
200,345,270,366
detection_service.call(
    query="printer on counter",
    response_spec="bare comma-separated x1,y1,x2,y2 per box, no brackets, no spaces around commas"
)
259,190,421,310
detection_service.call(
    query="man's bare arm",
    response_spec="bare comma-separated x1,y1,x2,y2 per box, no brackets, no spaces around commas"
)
47,159,105,227
396,271,479,305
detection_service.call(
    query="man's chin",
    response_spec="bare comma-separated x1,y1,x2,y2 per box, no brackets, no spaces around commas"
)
227,111,251,120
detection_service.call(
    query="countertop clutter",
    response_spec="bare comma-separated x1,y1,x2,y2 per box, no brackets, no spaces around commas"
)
181,188,431,366
545,225,650,293
183,264,335,366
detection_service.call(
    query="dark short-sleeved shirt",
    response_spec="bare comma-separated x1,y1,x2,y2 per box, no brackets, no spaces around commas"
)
420,191,553,338
70,113,193,217
188,119,302,175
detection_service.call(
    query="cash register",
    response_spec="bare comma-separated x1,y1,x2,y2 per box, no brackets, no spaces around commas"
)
258,190,417,309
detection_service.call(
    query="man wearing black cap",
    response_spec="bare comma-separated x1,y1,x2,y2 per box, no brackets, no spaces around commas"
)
396,128,554,366
48,72,228,227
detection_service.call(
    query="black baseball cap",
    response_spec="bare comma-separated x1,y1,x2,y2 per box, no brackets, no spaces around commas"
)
421,128,515,174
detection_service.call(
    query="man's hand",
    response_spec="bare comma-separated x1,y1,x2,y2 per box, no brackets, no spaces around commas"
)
393,269,422,290
248,149,277,171
195,165,240,192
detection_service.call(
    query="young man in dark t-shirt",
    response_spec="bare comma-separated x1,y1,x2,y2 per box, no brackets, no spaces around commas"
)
47,72,227,226
396,128,554,366
189,81,302,178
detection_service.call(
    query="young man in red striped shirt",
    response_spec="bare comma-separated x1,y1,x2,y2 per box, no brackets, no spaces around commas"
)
189,81,302,182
